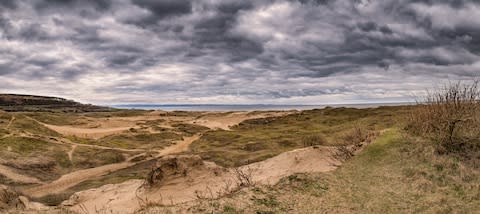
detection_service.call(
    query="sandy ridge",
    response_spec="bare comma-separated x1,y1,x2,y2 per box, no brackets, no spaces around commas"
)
65,146,347,214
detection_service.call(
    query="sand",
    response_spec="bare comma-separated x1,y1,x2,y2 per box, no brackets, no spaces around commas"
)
190,111,293,130
63,146,345,214
33,111,292,139
8,110,336,213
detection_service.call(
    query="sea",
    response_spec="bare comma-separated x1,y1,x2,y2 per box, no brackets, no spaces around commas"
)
111,102,413,111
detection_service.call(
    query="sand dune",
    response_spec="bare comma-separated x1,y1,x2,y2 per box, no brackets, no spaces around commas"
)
63,146,344,214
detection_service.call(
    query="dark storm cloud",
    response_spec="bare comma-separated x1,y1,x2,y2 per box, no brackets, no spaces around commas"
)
0,0,479,104
34,0,112,11
0,63,16,76
132,0,192,18
0,0,17,10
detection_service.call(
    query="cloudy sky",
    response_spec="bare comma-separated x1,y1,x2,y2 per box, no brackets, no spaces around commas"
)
0,0,478,105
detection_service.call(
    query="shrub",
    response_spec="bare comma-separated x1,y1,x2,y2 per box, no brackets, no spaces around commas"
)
302,134,327,147
341,125,366,145
407,81,480,153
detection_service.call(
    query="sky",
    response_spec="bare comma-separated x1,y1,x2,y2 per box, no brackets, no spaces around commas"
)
0,0,479,105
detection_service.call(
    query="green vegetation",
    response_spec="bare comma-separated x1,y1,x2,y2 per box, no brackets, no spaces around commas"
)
71,147,126,169
83,109,151,118
9,114,60,137
33,193,72,206
69,132,183,150
25,112,85,126
0,137,71,181
0,137,63,156
178,129,480,213
136,119,167,126
66,159,157,194
191,106,411,167
171,123,210,136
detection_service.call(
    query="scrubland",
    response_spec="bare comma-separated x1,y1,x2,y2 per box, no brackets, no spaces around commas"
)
1,83,479,213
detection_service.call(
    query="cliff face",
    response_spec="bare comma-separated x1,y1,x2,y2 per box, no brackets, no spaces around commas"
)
0,94,112,112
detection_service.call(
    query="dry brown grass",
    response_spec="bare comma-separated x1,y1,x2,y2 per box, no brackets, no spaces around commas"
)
407,81,480,158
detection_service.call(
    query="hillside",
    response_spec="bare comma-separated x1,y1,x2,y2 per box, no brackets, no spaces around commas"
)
0,94,112,112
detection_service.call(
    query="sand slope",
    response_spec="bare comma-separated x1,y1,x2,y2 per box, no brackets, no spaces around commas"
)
64,146,344,214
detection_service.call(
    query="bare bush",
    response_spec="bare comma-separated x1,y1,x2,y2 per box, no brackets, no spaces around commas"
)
233,167,254,187
341,125,378,146
341,125,366,145
407,81,480,152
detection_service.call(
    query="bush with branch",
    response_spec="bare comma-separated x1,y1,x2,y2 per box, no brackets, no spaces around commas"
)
407,81,480,153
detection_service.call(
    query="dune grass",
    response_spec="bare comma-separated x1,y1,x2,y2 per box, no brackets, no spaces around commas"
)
171,123,210,136
83,109,152,118
191,106,411,167
0,136,71,181
71,147,126,169
24,112,86,126
9,114,61,137
169,129,480,213
0,136,67,157
67,131,183,150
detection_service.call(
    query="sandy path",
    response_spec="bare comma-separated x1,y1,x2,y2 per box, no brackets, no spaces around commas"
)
23,134,201,198
0,164,44,184
5,116,15,129
190,111,293,130
156,135,200,156
67,145,77,162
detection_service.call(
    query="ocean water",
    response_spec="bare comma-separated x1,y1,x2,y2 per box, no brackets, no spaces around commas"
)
112,102,412,111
